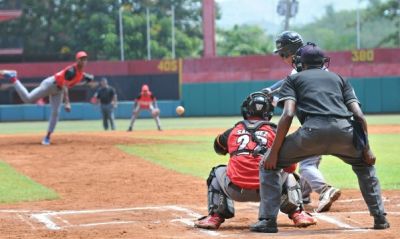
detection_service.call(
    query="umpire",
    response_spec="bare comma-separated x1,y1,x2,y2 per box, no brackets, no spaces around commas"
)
93,77,117,130
251,43,390,233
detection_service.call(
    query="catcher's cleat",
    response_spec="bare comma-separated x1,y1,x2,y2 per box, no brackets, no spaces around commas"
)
249,218,278,233
290,210,317,227
374,215,390,229
127,127,132,132
194,213,225,230
41,136,50,145
316,186,341,212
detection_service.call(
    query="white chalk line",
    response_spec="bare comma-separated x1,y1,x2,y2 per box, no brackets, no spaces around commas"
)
28,205,220,237
1,204,399,237
313,213,368,232
16,213,36,230
54,215,72,226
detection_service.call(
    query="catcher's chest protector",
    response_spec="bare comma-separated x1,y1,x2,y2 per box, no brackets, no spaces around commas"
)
227,121,275,156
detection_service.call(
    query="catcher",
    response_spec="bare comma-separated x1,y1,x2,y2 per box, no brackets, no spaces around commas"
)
194,92,316,230
127,84,162,131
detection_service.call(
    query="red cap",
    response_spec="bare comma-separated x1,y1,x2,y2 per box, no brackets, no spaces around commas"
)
75,51,88,60
141,84,150,93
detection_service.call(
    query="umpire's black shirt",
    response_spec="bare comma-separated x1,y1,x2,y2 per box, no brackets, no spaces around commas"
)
278,68,359,124
96,87,116,105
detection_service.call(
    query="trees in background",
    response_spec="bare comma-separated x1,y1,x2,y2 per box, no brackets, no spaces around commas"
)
0,0,203,60
217,24,274,56
293,0,399,51
0,0,398,60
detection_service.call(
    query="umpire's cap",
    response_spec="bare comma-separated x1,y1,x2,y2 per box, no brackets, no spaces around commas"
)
300,43,327,65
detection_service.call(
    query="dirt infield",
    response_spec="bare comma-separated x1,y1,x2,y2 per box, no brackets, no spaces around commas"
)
0,127,398,239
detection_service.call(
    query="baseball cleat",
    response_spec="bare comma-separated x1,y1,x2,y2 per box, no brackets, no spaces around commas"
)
316,187,341,212
194,213,225,230
0,70,17,75
41,137,50,145
0,70,17,82
290,210,317,227
250,218,278,233
374,215,390,229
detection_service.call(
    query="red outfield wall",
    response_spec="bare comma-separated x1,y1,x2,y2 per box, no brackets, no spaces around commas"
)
0,48,399,82
183,48,400,83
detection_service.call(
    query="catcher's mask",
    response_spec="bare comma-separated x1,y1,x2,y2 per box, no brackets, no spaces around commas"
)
292,42,330,72
241,92,274,120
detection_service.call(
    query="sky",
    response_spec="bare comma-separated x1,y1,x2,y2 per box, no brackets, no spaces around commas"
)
215,0,369,34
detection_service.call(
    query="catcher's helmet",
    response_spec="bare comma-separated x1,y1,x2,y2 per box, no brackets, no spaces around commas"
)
274,31,303,58
241,92,274,120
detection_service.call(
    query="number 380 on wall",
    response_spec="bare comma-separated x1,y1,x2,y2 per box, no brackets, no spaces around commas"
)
351,49,374,62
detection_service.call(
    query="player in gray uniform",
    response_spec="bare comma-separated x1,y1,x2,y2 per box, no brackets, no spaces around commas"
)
1,51,93,145
262,31,341,213
251,43,389,233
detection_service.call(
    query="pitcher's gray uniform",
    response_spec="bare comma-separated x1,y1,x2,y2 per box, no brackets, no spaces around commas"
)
2,51,93,145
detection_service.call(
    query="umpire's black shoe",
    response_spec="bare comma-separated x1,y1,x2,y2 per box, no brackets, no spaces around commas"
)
249,219,278,233
374,215,390,229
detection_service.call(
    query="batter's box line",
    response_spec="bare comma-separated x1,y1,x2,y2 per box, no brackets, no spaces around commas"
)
28,205,220,237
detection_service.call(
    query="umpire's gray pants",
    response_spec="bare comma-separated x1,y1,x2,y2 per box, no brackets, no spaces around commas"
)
14,76,63,133
259,116,386,220
100,104,115,130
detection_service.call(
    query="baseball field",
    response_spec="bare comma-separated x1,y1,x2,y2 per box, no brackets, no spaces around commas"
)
0,115,399,238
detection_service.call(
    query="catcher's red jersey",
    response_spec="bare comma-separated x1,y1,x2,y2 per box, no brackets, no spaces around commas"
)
135,94,156,109
226,123,276,190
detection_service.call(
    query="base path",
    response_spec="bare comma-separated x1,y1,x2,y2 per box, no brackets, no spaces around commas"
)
0,130,398,239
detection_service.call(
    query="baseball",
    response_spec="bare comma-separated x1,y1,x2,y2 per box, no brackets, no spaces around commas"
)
176,106,185,116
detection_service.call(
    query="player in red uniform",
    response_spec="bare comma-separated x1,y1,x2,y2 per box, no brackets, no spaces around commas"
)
127,84,162,131
1,51,93,145
194,92,316,230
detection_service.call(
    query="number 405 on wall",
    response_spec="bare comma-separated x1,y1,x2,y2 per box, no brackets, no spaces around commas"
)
351,49,374,62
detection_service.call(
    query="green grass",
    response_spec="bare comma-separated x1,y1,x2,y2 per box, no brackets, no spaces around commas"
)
0,114,399,134
0,161,58,203
0,117,242,134
320,134,400,189
0,114,399,204
118,119,400,190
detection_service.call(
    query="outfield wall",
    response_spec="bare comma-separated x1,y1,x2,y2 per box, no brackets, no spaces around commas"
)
0,101,181,122
1,48,399,121
0,76,399,121
181,76,400,116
